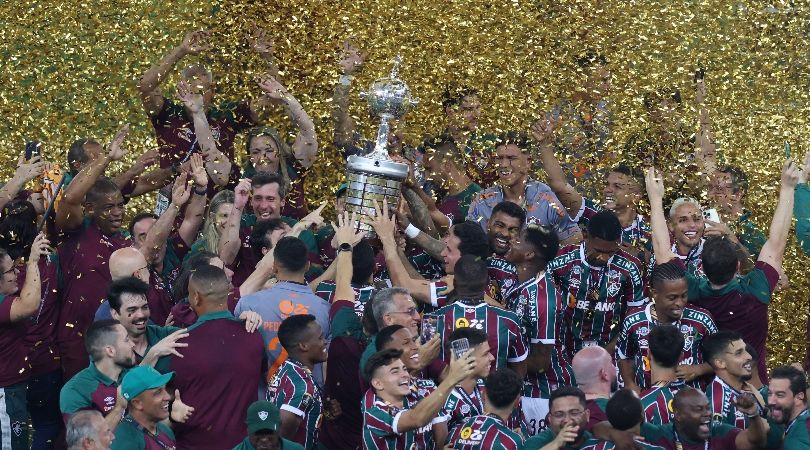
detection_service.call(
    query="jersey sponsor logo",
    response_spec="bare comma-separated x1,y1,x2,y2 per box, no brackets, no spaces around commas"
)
456,317,470,328
459,426,484,444
575,300,616,312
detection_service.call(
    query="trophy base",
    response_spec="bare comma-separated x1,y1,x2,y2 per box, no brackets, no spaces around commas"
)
345,155,409,237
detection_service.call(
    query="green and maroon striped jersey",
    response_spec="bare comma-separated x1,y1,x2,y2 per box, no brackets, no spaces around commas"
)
706,376,751,429
524,429,664,449
617,304,717,388
575,198,652,250
432,301,528,371
641,422,741,450
507,273,574,398
443,381,486,438
548,243,645,357
314,280,375,319
361,389,437,450
428,256,519,312
449,414,523,450
639,380,687,425
268,359,322,450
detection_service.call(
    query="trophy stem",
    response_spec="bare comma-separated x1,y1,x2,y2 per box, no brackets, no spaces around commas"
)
369,113,393,159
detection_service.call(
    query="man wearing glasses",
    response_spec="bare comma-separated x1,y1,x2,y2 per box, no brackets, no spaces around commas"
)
524,387,597,449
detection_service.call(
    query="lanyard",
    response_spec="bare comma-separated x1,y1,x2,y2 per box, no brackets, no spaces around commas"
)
673,428,709,450
123,416,175,450
786,409,808,436
455,384,484,417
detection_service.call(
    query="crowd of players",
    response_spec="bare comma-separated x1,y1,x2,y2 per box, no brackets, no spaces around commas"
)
2,29,810,450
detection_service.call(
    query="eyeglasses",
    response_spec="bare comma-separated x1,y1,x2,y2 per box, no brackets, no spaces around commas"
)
549,409,585,420
388,307,419,317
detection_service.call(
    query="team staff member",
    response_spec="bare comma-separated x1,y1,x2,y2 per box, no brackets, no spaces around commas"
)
269,315,328,450
59,320,136,432
233,401,305,450
112,366,193,449
449,369,524,450
0,233,49,450
160,264,266,450
767,366,810,449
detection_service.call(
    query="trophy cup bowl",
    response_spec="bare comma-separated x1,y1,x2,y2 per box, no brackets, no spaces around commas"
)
346,57,418,237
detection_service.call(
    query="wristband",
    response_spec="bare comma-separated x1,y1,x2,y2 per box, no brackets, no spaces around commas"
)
404,224,421,239
193,185,207,196
339,75,353,86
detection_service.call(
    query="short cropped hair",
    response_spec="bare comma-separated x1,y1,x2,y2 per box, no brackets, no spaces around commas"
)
649,325,685,369
371,287,410,329
606,389,644,431
448,327,488,349
188,264,230,305
484,369,523,409
770,366,808,397
524,224,560,268
376,324,407,350
453,254,489,295
452,222,490,259
364,348,403,382
128,212,158,239
702,236,738,285
717,165,749,195
549,386,587,410
66,410,104,450
251,171,288,198
491,201,527,227
277,314,317,351
250,218,287,259
85,319,121,362
586,210,622,242
273,236,308,273
85,177,121,205
702,330,744,366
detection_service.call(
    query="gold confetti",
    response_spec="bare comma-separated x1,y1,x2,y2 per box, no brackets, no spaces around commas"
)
0,0,807,367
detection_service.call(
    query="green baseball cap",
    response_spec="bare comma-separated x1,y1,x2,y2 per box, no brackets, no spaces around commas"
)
121,366,174,401
246,401,281,433
335,183,348,198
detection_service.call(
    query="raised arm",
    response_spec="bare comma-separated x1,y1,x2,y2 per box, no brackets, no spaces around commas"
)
333,211,364,301
795,151,810,256
531,117,583,219
140,173,191,265
111,148,158,193
0,155,46,212
757,156,802,271
219,179,250,265
138,30,210,117
393,208,445,260
693,76,718,183
408,183,450,230
257,76,318,169
176,80,232,187
56,124,129,232
396,352,475,432
733,395,768,450
177,153,209,246
368,201,439,304
332,42,365,150
401,187,440,239
645,167,677,265
8,233,48,321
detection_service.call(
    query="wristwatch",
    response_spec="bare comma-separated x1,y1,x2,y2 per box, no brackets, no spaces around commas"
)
338,243,353,253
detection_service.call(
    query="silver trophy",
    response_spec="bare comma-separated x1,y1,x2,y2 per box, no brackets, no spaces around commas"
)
345,56,418,236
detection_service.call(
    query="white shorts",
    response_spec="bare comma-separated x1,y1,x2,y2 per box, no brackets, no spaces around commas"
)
521,397,549,437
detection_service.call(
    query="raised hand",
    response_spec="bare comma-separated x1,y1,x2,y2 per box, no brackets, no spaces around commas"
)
248,25,274,56
366,200,397,242
645,167,665,203
333,210,364,247
781,157,801,190
147,329,189,359
733,392,759,416
27,233,50,262
256,75,288,101
171,172,191,206
131,148,159,173
417,335,440,369
176,80,204,114
170,389,195,423
530,116,563,143
239,310,264,333
15,155,46,183
446,349,476,384
234,179,252,210
339,41,365,75
107,123,130,161
189,152,208,187
552,423,579,447
180,30,212,55
296,203,327,232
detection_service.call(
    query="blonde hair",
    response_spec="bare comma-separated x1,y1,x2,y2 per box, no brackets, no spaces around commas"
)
246,126,293,194
201,190,235,254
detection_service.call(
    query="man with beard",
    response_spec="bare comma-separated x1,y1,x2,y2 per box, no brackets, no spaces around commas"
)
702,331,764,428
112,366,180,449
467,132,580,244
523,387,601,449
637,388,767,450
60,320,136,431
706,166,766,257
646,159,801,384
766,366,809,448
548,210,644,358
617,261,717,393
504,224,571,436
533,117,650,259
233,401,305,450
219,171,319,287
55,125,133,380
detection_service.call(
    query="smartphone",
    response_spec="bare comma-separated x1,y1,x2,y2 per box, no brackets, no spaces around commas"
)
25,141,41,161
694,67,705,83
450,338,470,359
785,142,791,158
420,316,438,344
703,208,720,227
